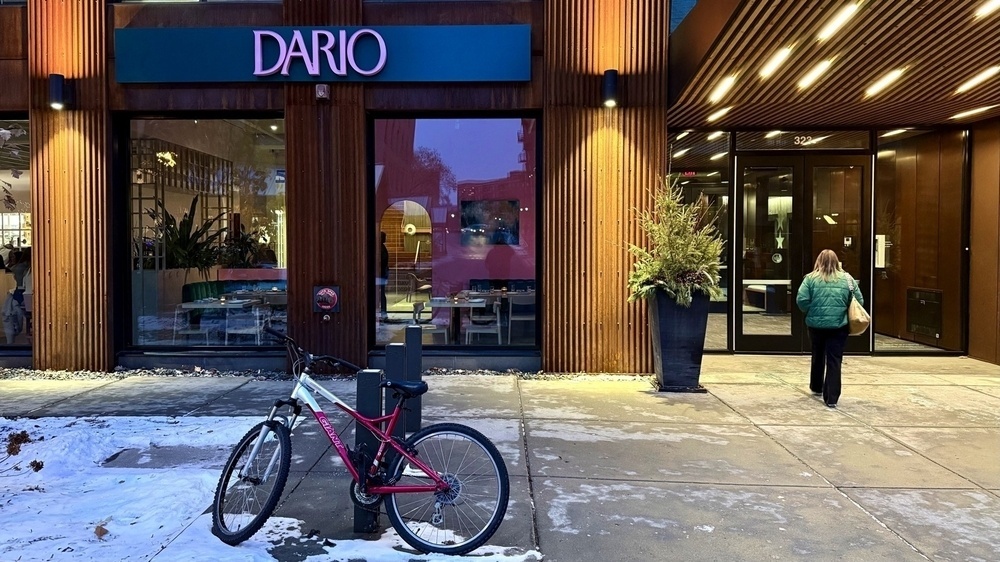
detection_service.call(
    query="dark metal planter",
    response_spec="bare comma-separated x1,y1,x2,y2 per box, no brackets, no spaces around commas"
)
648,290,710,392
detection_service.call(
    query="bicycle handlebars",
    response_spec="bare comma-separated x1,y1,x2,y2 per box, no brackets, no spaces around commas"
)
263,326,363,374
263,326,291,343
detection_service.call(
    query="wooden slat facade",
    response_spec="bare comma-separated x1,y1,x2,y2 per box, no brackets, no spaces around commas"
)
9,1,1000,371
969,120,1000,363
281,1,368,365
543,0,669,372
28,1,112,370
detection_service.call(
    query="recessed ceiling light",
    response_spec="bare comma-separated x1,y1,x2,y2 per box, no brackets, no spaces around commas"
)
710,152,729,161
865,68,907,98
270,124,278,131
760,47,793,79
707,107,732,122
975,0,1000,18
708,74,738,104
676,131,690,140
707,131,725,140
765,130,782,138
956,66,1000,94
798,59,834,89
673,148,692,158
817,3,860,41
951,105,999,120
880,129,909,138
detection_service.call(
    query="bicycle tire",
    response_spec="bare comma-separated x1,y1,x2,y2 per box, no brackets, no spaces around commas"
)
385,423,509,555
211,421,292,545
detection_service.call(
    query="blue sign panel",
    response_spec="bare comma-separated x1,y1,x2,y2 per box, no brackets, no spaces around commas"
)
115,25,531,83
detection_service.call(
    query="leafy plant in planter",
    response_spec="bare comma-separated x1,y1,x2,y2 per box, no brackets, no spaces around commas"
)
147,195,226,281
219,225,261,269
628,178,724,391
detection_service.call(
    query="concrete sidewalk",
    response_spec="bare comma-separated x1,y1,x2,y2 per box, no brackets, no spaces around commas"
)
2,354,999,561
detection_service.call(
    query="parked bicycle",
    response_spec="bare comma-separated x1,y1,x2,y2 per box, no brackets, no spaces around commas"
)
210,326,510,555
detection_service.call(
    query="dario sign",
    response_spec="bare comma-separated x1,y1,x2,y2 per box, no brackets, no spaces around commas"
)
114,25,531,84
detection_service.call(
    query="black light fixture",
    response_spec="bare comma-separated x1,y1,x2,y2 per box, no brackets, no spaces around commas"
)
49,73,71,110
602,69,619,108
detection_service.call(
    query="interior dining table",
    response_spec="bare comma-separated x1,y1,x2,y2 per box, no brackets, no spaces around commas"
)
427,297,487,344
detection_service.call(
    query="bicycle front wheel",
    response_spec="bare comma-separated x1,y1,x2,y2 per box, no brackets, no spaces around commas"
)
385,423,509,555
211,421,292,545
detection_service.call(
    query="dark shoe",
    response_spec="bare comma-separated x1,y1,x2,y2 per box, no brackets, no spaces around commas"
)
812,391,822,396
825,403,837,408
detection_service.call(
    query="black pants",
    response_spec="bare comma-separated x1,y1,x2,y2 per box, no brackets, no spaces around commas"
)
808,325,849,405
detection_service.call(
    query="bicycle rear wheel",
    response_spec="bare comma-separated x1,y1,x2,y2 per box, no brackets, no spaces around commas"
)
211,421,292,545
385,423,509,555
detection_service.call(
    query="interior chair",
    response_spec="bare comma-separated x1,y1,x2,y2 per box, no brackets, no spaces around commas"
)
173,304,210,345
507,293,536,344
405,272,433,302
469,295,499,324
225,304,271,345
465,300,502,345
412,301,449,344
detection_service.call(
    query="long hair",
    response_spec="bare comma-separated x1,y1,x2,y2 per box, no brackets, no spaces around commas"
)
810,249,842,282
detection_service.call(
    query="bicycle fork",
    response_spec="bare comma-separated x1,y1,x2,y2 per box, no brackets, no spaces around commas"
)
239,398,301,482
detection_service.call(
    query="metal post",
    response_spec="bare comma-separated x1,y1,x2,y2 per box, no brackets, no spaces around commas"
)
354,369,382,533
384,342,406,439
404,324,423,430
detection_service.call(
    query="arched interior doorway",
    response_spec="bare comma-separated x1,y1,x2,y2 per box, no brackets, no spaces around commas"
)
378,200,434,323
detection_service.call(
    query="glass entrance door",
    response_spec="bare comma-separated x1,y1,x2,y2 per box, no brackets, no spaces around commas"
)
735,155,870,352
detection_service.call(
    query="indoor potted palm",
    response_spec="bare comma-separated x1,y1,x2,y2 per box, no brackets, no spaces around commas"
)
628,178,724,391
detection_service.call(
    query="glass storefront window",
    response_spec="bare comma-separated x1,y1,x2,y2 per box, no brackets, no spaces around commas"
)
374,117,537,347
130,119,286,347
0,120,31,348
668,130,731,350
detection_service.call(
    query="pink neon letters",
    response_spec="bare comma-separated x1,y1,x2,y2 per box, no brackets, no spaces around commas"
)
253,29,387,77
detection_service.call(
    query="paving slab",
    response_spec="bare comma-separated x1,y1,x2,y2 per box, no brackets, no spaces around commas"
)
0,379,115,417
422,415,527,478
972,385,1000,399
698,371,787,384
534,478,925,562
761,425,976,488
708,383,864,426
28,376,250,417
881,427,1000,489
421,375,522,419
270,469,535,557
525,420,817,486
846,488,1000,561
838,384,1000,427
520,379,748,424
931,374,1000,386
193,379,358,417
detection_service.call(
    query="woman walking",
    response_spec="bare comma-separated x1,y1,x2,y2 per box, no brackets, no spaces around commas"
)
795,249,863,408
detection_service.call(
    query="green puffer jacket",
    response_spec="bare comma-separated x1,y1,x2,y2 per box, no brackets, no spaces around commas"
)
795,271,864,329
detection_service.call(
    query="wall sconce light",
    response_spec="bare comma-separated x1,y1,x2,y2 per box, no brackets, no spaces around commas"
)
602,69,619,108
49,73,73,110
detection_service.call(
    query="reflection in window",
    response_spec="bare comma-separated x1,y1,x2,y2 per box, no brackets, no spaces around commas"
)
0,120,31,348
130,119,286,347
668,130,731,350
374,118,538,347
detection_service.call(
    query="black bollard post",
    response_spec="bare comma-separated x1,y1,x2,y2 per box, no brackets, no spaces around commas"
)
384,343,406,439
353,369,382,533
404,324,423,431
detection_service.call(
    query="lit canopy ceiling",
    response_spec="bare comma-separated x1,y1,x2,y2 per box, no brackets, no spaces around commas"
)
669,0,1000,129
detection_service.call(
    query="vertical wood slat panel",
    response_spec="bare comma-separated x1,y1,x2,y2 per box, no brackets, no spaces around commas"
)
544,1,668,373
282,1,367,364
969,124,1000,363
938,131,965,351
28,0,111,370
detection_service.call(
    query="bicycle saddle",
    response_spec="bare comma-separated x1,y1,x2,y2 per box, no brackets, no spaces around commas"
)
380,380,429,398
